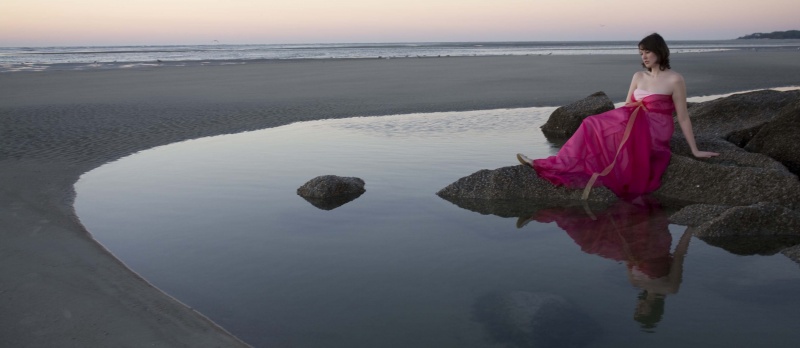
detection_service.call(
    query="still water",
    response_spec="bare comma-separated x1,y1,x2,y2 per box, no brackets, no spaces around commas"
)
75,105,800,347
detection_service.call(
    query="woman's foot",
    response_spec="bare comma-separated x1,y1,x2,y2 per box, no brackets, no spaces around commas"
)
516,215,534,229
517,153,533,167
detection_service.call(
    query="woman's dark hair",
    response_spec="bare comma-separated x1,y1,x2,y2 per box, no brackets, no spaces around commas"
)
638,33,670,71
634,290,666,331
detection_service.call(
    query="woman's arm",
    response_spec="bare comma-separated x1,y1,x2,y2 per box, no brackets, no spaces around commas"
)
628,228,693,295
672,75,719,158
663,228,694,294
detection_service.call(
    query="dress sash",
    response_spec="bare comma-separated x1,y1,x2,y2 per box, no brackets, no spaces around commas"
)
581,101,648,200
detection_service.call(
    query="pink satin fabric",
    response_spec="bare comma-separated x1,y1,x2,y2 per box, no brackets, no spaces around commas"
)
533,93,675,199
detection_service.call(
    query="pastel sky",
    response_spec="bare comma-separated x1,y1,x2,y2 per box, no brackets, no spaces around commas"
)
1,0,798,46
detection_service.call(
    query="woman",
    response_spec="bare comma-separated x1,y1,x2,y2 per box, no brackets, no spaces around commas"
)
517,33,718,200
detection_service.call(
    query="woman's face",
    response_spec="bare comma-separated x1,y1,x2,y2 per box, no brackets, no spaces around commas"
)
639,47,658,69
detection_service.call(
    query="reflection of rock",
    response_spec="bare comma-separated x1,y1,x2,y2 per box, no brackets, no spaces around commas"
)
540,91,614,138
670,203,800,256
435,196,610,220
299,194,365,211
695,235,800,256
297,175,365,210
473,291,601,348
673,202,800,237
782,245,800,266
435,165,617,203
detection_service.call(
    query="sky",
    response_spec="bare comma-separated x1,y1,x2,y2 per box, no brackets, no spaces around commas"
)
1,0,798,46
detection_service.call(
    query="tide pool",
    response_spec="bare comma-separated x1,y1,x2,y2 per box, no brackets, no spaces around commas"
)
75,103,800,347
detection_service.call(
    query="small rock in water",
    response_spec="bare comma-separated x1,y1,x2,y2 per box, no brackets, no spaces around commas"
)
297,175,366,210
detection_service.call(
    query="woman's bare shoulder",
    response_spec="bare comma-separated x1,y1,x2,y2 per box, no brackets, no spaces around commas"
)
665,69,685,82
631,70,646,82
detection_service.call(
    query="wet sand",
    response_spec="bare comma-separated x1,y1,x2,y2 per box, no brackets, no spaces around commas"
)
1,50,799,346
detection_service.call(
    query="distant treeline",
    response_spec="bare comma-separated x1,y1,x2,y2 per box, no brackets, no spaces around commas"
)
738,30,800,39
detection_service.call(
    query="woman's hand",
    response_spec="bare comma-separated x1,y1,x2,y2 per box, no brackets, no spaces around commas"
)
692,150,720,158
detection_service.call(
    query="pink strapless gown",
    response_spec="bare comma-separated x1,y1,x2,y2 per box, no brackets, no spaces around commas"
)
533,92,675,198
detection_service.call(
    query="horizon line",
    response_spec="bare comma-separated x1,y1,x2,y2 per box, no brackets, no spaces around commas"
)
2,37,783,49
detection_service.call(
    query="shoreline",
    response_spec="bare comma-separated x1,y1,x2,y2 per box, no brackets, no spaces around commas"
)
2,51,799,346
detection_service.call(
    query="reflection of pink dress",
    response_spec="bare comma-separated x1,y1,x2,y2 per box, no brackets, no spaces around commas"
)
534,90,675,199
533,200,673,279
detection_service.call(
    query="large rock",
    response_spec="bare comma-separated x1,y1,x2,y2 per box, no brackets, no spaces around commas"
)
540,91,614,138
297,175,365,210
669,136,791,174
668,203,731,226
744,98,800,176
436,165,617,204
681,89,798,139
473,291,601,348
653,155,800,209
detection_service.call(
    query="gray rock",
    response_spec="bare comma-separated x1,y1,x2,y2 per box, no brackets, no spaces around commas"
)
682,89,798,139
473,291,601,348
744,97,800,176
725,123,766,148
436,165,617,203
669,137,791,174
668,204,731,226
540,91,614,138
297,175,365,210
653,155,800,210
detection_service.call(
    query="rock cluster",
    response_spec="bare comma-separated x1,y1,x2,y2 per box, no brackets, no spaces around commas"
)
437,89,800,263
297,175,366,210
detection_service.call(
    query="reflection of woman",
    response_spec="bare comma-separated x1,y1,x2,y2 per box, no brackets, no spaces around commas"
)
528,199,692,330
629,228,691,330
517,33,718,200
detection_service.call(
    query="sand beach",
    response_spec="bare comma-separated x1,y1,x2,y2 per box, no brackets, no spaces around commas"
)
1,50,799,346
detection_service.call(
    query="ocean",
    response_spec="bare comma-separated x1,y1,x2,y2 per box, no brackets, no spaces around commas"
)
3,40,800,72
